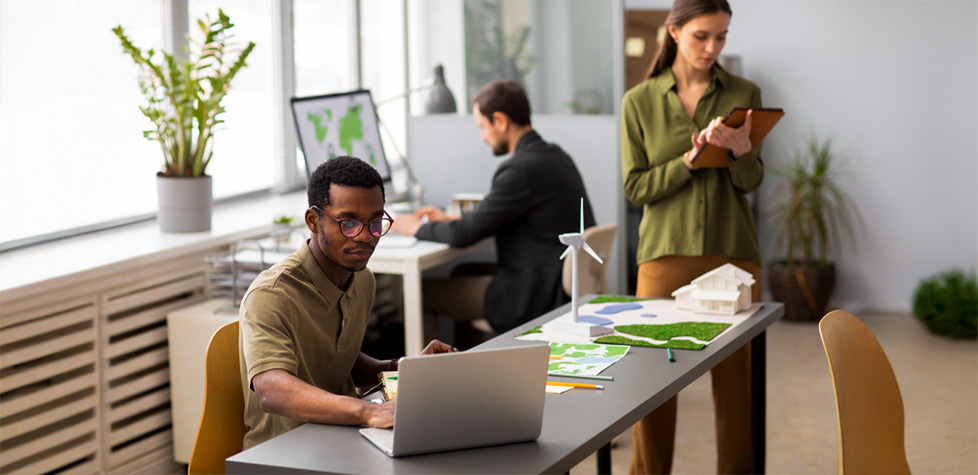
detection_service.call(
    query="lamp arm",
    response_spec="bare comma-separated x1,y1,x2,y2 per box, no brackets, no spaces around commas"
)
376,114,423,205
374,81,435,108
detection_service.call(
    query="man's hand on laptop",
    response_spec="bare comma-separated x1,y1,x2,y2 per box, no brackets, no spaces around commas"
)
421,339,458,355
364,400,395,428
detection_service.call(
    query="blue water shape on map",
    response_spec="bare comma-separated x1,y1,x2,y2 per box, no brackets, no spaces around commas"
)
573,357,619,364
578,315,614,325
641,313,657,318
594,303,643,314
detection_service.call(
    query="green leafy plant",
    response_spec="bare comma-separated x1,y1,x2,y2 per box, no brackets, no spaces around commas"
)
912,269,977,339
113,10,255,177
272,215,294,225
768,134,861,267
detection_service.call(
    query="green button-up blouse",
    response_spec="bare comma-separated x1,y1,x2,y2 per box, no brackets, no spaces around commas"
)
620,65,763,266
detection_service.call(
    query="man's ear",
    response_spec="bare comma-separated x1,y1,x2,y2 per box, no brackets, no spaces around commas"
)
491,111,510,132
305,208,319,233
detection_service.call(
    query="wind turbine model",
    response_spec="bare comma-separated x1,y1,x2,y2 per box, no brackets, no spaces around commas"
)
555,199,614,337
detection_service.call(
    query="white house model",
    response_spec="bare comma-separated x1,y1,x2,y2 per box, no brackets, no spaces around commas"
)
671,263,755,315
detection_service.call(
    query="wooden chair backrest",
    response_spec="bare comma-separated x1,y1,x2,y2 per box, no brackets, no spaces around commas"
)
562,223,618,296
188,320,245,475
819,310,911,474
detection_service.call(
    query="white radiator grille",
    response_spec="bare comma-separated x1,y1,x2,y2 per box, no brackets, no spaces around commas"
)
1,258,209,474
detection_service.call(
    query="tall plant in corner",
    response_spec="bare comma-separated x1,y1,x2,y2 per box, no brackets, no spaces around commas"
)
767,134,862,321
113,10,254,177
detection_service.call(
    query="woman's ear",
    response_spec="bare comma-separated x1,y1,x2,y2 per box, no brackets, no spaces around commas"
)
667,23,679,42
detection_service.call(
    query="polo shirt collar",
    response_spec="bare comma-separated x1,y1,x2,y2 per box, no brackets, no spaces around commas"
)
298,239,359,304
655,64,728,96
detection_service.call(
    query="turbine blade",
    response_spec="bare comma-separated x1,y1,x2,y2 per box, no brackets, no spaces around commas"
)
560,246,572,260
582,243,603,264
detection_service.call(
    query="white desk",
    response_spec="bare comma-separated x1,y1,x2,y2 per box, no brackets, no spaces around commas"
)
369,238,492,355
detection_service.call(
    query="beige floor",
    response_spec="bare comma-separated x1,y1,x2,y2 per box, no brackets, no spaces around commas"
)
570,313,978,474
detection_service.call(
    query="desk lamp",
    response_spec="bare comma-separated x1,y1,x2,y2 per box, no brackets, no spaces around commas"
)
555,199,614,337
423,64,456,114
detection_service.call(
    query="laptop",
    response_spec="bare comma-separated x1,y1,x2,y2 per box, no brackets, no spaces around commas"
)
359,344,550,457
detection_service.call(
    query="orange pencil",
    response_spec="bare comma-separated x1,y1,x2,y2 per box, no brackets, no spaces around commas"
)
546,381,604,390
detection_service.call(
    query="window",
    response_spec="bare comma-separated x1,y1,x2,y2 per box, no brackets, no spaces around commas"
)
0,1,165,244
0,0,278,247
293,0,355,97
188,0,276,200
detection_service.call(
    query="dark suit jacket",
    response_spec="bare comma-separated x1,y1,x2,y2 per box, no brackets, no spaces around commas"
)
416,130,596,333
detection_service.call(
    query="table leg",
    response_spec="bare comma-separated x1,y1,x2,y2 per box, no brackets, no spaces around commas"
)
750,330,766,474
402,264,424,356
597,442,611,474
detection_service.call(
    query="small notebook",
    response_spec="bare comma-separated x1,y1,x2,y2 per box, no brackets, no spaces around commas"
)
690,107,784,168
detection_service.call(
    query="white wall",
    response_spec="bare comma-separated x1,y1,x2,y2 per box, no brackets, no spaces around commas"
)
627,0,978,313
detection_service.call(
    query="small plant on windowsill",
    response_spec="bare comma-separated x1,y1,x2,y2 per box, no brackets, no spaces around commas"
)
271,215,295,244
112,10,255,232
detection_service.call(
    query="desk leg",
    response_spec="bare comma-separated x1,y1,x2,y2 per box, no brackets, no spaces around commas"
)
597,442,611,474
750,330,766,474
402,263,424,356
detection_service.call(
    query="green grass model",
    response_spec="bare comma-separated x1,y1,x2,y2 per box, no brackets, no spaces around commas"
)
594,322,732,349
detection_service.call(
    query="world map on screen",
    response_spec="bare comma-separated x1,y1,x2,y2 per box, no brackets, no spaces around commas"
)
292,91,390,180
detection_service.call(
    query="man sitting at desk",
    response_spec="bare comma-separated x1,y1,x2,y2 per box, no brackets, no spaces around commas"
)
392,80,596,343
239,156,455,450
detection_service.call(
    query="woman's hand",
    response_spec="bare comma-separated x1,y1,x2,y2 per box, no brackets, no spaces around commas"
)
684,129,709,170
704,109,753,158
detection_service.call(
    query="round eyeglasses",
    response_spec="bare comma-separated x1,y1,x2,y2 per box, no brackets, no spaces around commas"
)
310,205,393,238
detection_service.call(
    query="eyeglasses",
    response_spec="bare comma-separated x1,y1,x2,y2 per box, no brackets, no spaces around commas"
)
310,205,393,238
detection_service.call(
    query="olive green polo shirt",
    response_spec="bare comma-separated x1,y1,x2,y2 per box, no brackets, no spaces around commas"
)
620,65,764,266
238,240,375,449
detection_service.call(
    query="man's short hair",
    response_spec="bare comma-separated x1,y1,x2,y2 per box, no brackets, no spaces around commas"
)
472,80,531,127
307,156,385,208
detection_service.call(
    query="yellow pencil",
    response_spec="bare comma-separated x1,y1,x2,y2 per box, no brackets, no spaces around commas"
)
546,381,604,390
549,354,563,360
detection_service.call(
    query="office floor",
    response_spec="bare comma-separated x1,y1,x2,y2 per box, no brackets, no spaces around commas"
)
570,312,978,474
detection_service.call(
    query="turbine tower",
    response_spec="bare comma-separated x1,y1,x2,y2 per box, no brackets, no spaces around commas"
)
555,198,613,337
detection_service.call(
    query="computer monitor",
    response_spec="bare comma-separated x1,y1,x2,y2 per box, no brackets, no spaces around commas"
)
290,90,392,182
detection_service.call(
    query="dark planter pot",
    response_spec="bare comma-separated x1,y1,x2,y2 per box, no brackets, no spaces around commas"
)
156,175,212,233
768,261,836,322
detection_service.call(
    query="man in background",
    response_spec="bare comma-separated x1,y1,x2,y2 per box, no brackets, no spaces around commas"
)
392,81,595,346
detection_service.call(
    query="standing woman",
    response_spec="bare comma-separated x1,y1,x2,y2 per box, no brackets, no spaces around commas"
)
620,0,763,473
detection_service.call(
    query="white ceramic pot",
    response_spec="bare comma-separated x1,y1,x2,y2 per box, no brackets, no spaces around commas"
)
156,175,213,232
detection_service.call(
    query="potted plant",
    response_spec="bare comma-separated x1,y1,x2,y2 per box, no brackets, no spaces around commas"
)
113,10,255,232
912,269,977,339
271,215,294,244
766,134,861,321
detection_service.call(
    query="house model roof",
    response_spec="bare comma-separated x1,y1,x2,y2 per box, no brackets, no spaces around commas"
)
691,263,756,287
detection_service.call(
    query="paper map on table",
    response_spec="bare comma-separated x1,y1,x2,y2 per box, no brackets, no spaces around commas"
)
518,298,762,350
548,342,629,377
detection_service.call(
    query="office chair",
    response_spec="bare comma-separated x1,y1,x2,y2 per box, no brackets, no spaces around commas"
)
562,223,618,296
188,320,245,475
818,310,912,475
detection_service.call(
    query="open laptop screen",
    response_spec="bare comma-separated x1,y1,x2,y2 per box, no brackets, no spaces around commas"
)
290,90,392,181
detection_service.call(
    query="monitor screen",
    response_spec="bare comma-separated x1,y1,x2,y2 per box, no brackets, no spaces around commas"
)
290,90,391,182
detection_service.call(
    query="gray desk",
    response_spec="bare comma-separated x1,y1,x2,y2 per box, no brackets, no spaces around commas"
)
227,298,784,474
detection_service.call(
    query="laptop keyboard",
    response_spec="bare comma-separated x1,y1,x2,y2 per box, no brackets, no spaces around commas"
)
365,429,395,452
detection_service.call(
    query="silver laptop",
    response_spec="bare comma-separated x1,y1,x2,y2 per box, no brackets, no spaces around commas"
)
359,344,550,457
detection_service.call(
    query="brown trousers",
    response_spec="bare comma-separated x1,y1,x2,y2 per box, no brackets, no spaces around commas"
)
629,255,761,475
